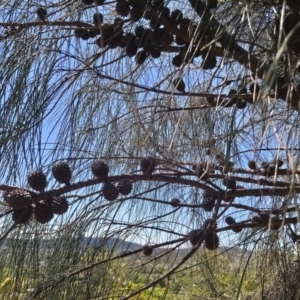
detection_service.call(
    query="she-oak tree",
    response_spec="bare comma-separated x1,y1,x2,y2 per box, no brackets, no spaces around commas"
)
1,0,300,299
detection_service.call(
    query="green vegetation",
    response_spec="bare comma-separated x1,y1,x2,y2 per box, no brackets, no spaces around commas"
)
0,244,291,299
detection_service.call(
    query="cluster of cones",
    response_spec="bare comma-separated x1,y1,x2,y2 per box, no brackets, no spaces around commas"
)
188,218,219,250
2,156,159,224
2,154,288,253
70,0,225,90
4,162,71,225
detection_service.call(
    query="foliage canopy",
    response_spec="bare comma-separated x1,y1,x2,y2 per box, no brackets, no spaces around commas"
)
1,0,300,299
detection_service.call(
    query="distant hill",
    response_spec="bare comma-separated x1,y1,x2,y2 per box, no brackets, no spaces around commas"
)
1,236,249,257
1,236,142,253
86,236,143,252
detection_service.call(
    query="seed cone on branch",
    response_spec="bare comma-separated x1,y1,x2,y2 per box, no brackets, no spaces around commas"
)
202,218,217,231
114,17,123,32
135,25,144,38
248,160,257,170
150,47,161,58
37,7,47,20
204,232,220,250
118,32,137,49
259,212,270,222
80,33,90,41
150,17,161,30
170,198,180,207
52,162,72,185
173,78,185,92
180,45,202,62
102,182,119,201
5,190,33,210
172,55,183,67
175,35,186,46
27,170,47,192
143,42,154,53
74,28,90,40
252,215,261,224
88,30,97,39
236,99,247,109
126,43,138,57
249,82,260,94
142,244,153,256
117,36,127,48
272,158,284,168
266,164,276,176
133,37,145,49
116,179,133,195
93,12,103,25
12,206,33,224
201,219,219,250
118,32,136,47
201,52,217,70
123,32,135,45
202,191,216,212
136,50,148,64
108,37,119,49
260,161,270,176
50,197,69,215
152,0,164,9
158,6,170,20
222,177,236,190
91,160,109,180
34,202,54,224
130,6,144,21
232,225,243,233
207,0,218,9
95,25,114,42
188,229,205,246
227,88,238,96
150,29,163,44
140,156,156,175
170,9,183,25
225,216,236,225
116,2,130,17
237,86,247,96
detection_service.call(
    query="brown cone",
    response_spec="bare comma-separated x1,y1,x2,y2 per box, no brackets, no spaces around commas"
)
50,197,69,215
34,202,54,224
102,182,119,201
142,244,153,256
91,160,109,180
12,206,33,224
27,170,47,192
5,189,33,210
52,162,72,185
140,157,156,175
